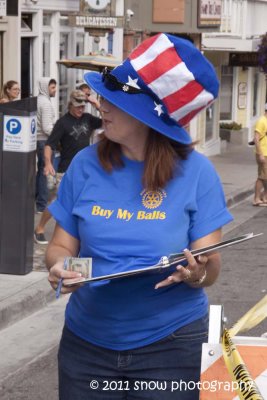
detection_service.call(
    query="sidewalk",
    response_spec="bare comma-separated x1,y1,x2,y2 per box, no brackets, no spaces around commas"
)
209,142,255,207
0,142,257,331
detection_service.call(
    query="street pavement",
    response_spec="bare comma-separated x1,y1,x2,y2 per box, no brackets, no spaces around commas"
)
0,141,265,391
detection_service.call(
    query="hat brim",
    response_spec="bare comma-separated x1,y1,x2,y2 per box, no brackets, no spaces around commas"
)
71,100,87,107
84,71,192,145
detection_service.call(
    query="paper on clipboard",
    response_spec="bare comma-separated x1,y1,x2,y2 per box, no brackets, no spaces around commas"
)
64,232,262,286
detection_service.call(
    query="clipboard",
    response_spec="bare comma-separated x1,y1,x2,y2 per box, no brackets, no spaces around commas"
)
64,232,262,286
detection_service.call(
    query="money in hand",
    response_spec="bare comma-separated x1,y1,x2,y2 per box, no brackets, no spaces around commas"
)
66,257,92,279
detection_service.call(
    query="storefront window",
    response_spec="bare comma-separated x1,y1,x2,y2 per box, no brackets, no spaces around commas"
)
43,13,52,26
59,33,69,85
21,14,32,32
253,71,259,117
76,33,85,84
108,31,113,54
92,36,100,53
220,66,233,120
60,16,69,26
43,33,50,77
205,103,215,141
59,33,69,116
0,33,2,86
59,88,68,117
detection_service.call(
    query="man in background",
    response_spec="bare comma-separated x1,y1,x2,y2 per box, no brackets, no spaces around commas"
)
34,89,102,244
253,103,267,206
36,78,57,213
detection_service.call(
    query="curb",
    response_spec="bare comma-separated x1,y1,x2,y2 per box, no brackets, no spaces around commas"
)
226,186,254,208
0,277,55,331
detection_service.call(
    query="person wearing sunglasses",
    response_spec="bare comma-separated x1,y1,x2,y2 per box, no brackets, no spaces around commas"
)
0,80,20,103
46,34,233,399
34,90,102,245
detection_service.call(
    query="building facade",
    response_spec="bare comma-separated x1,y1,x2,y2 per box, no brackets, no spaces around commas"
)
1,0,266,154
203,0,267,145
0,0,124,117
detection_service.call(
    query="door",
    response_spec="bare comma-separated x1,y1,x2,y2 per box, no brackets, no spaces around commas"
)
21,38,33,98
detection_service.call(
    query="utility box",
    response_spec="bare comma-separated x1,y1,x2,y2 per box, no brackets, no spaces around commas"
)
0,97,37,274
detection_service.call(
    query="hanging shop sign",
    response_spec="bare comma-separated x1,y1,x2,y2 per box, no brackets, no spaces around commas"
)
153,0,185,24
198,0,222,27
229,52,259,67
69,15,124,29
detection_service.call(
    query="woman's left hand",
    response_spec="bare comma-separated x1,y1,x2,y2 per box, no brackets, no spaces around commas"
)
155,249,208,289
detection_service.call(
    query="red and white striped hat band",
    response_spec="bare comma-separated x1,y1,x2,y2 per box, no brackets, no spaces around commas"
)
85,33,219,144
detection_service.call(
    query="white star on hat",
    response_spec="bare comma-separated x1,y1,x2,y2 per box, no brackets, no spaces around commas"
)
126,76,141,89
154,102,163,116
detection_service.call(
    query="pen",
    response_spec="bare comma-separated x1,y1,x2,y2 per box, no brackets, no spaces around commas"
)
56,258,68,299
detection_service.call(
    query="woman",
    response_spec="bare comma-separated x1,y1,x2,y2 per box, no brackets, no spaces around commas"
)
0,80,20,103
46,33,233,400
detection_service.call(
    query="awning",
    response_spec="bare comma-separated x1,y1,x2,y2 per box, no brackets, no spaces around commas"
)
57,54,121,71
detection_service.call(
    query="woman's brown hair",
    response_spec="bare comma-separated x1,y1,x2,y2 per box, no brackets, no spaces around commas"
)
97,129,193,191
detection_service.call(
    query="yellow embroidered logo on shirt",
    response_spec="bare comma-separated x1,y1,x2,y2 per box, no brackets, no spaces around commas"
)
141,189,167,210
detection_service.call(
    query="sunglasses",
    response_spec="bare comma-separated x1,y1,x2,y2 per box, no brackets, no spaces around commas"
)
102,67,144,94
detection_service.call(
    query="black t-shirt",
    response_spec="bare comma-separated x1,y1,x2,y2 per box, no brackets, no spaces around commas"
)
46,112,102,172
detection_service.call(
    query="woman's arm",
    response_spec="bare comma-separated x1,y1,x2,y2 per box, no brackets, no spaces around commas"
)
46,224,83,294
155,229,222,289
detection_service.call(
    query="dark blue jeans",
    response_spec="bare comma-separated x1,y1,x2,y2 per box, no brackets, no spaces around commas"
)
35,140,48,212
58,315,208,400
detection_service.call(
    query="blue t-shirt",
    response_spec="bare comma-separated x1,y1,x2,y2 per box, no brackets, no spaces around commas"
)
49,144,233,350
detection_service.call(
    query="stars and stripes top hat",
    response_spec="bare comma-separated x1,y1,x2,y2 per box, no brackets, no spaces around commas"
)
84,33,219,144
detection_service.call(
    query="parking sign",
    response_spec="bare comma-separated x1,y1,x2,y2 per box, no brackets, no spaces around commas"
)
3,115,37,152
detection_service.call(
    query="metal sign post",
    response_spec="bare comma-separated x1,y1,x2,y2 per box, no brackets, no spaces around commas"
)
0,98,37,275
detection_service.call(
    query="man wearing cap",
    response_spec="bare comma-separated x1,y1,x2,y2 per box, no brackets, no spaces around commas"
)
253,103,267,206
34,89,102,244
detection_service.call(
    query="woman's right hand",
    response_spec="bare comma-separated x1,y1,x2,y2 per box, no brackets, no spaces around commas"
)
48,260,85,295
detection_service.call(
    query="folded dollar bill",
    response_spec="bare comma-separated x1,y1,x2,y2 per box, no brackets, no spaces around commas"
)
66,257,92,279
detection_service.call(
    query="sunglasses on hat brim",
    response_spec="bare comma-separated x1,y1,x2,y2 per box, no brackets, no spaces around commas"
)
102,67,144,94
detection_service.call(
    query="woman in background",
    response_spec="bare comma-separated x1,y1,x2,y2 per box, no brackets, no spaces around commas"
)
0,80,20,103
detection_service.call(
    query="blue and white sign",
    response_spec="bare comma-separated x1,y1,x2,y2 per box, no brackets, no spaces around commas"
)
3,115,37,152
31,118,36,134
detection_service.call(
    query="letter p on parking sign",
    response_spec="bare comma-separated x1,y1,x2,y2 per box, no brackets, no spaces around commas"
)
6,118,22,134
